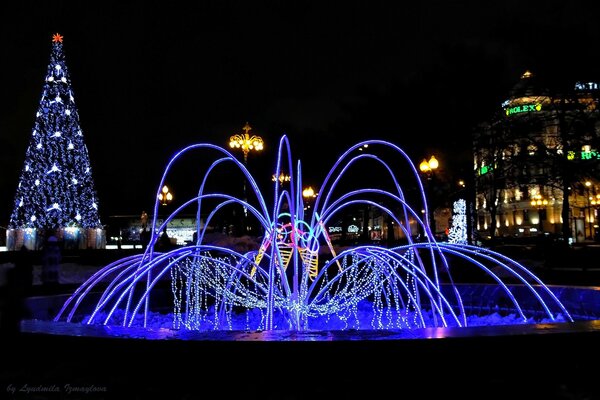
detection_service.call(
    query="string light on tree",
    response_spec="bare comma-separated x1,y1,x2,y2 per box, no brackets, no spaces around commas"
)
448,199,468,245
8,33,103,249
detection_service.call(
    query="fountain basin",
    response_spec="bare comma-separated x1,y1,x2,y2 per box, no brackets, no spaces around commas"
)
21,283,600,340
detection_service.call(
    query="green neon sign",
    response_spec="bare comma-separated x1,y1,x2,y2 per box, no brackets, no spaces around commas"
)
567,150,600,161
505,103,542,116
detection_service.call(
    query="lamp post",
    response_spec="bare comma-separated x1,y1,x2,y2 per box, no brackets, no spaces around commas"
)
229,122,264,234
272,172,291,187
591,193,600,241
530,194,548,232
302,186,317,219
302,186,316,206
158,185,173,206
419,155,439,238
157,185,173,244
229,122,264,164
585,181,593,240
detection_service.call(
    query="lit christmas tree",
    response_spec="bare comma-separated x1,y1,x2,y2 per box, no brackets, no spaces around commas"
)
448,199,468,245
7,33,104,250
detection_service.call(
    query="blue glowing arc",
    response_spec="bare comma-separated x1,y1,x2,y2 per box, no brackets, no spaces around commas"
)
55,135,573,331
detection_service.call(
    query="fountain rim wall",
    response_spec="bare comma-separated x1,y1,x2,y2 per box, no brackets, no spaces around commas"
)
19,283,600,342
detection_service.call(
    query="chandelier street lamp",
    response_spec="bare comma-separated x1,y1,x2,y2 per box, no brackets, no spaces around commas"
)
157,185,173,245
158,185,173,206
228,122,264,234
272,172,291,187
229,122,264,164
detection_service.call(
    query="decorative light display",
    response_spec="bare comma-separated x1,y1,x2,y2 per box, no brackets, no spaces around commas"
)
56,137,572,331
8,34,102,231
448,199,468,245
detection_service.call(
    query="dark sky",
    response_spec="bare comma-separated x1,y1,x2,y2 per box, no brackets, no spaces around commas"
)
2,0,600,224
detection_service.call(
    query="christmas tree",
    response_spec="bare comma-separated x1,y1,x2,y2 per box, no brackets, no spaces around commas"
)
448,199,468,245
7,33,104,250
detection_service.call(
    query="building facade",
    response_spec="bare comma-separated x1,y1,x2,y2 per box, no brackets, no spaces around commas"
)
473,71,600,242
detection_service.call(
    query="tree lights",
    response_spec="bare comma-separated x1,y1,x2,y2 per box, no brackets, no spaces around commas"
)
7,33,104,250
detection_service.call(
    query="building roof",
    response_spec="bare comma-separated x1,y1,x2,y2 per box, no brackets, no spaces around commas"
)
508,70,550,98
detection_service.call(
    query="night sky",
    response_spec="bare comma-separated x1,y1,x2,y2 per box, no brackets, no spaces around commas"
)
2,0,600,225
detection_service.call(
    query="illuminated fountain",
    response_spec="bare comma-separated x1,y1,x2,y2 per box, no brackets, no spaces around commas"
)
54,136,573,332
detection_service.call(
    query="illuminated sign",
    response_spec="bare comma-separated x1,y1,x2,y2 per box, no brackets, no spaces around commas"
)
575,82,599,91
328,225,361,234
479,165,491,175
347,225,359,234
505,103,542,116
567,149,600,161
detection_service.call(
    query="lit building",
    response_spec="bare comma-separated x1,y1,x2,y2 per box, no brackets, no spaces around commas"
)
473,71,600,242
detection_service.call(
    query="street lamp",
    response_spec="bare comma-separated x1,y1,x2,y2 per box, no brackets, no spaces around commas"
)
302,186,317,212
303,186,316,200
530,194,548,232
419,155,439,175
157,185,173,245
158,185,173,206
585,181,593,239
418,155,440,237
591,193,600,241
229,122,264,164
272,172,291,186
228,122,264,234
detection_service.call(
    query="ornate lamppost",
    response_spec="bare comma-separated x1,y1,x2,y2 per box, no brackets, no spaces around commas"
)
229,122,264,234
158,185,173,206
419,155,439,176
530,194,548,233
272,172,291,187
302,186,317,223
157,185,173,244
585,181,593,240
419,155,439,237
591,193,600,241
229,122,264,164
302,186,317,209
